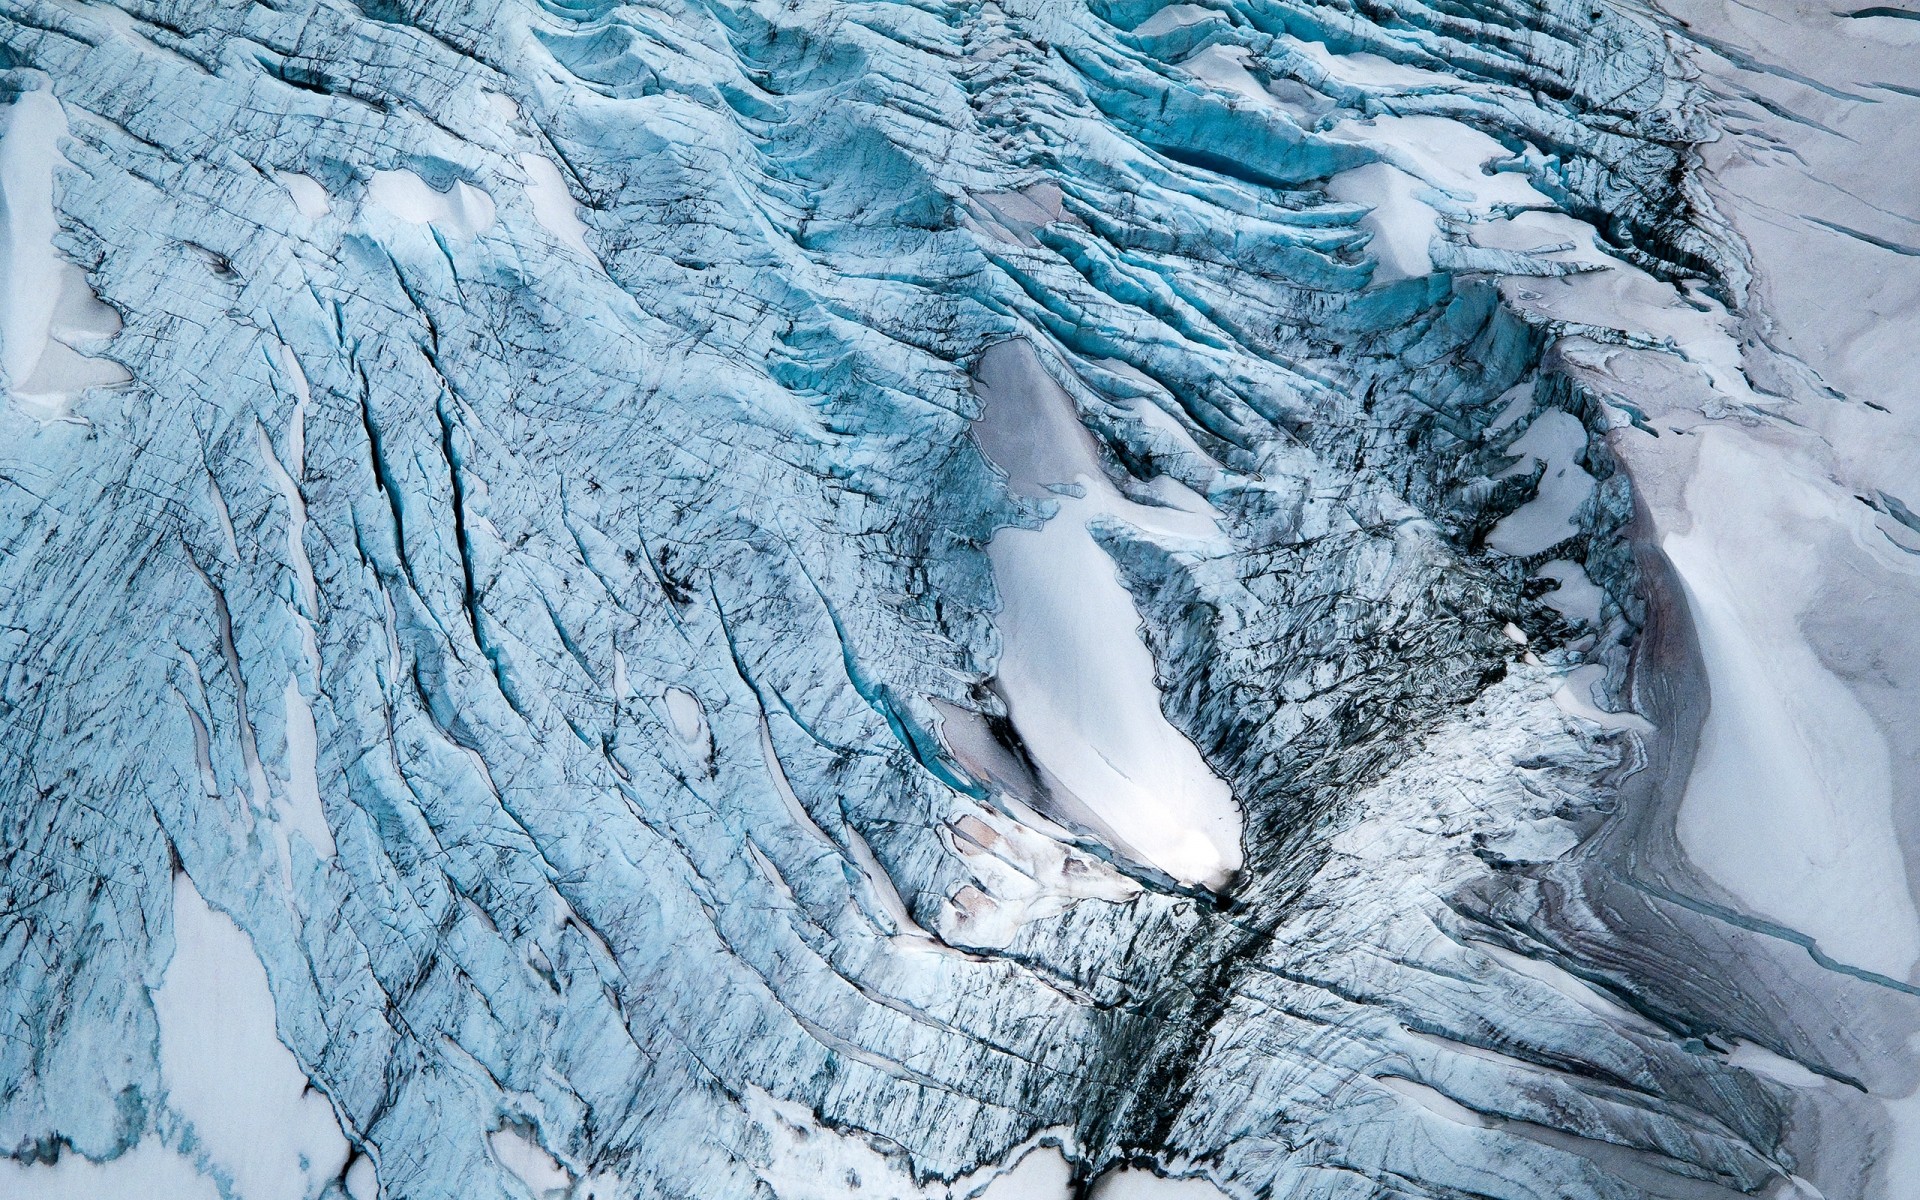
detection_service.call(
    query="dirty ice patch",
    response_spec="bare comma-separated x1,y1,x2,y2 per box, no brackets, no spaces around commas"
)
939,809,1141,948
153,873,353,1200
365,169,496,238
1666,428,1920,982
973,340,1242,889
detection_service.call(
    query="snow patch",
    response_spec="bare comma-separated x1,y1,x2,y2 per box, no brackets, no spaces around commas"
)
517,152,598,262
1486,409,1594,556
153,873,352,1200
1374,1076,1495,1129
1666,429,1920,982
489,1126,571,1199
973,340,1242,889
1325,163,1436,282
365,169,496,237
743,1088,1078,1200
280,172,331,219
0,1138,220,1200
663,685,709,748
281,674,335,856
0,85,129,416
1535,559,1604,625
1724,1041,1827,1089
1089,1167,1233,1200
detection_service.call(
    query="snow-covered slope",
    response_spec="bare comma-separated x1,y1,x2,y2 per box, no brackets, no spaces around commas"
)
0,0,1913,1197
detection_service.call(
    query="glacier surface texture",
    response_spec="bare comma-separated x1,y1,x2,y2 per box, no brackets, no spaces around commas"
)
2,0,1917,1197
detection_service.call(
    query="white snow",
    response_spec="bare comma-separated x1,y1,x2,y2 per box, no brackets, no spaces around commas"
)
663,685,708,748
365,169,496,238
968,1147,1074,1200
279,172,332,219
1325,163,1435,282
152,873,353,1200
517,152,598,262
0,85,129,415
1485,409,1593,556
974,340,1243,889
1665,428,1920,982
345,1156,380,1200
489,1127,571,1199
280,674,335,856
485,92,523,124
0,1138,220,1200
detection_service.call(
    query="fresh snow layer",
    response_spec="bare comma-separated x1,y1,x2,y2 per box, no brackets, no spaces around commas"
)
0,83,128,413
1665,429,1920,983
973,341,1242,888
0,1138,221,1200
517,153,598,262
151,874,354,1200
364,170,497,238
1486,410,1595,556
279,172,331,219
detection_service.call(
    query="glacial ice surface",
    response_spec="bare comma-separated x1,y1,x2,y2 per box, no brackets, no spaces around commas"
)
1,0,1916,1198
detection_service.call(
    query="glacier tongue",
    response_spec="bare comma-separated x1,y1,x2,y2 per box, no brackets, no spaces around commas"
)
0,0,1915,1197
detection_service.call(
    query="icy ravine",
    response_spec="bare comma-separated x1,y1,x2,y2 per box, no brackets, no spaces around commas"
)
0,0,1911,1199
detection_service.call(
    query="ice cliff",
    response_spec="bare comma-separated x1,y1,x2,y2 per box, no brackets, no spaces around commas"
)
2,0,1917,1198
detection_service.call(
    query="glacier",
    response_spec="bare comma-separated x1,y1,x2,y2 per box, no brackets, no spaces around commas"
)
0,0,1916,1198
